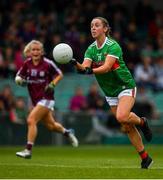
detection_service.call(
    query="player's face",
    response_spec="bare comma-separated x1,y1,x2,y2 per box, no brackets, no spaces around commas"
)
91,19,107,39
25,50,31,58
30,43,43,61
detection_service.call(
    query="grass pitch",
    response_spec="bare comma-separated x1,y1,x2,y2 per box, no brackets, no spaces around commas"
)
0,145,163,179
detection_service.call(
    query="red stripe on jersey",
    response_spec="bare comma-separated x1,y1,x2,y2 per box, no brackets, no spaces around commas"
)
111,59,120,70
92,61,104,68
132,88,135,97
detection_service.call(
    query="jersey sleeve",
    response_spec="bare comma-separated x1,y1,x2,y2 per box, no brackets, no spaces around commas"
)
16,61,28,79
107,43,122,59
84,46,93,61
49,61,62,76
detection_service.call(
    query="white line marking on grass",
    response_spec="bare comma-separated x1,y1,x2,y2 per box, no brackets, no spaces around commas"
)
0,163,162,169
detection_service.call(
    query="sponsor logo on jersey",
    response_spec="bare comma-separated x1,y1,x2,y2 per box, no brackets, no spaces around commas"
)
97,53,102,61
31,69,37,76
40,71,45,77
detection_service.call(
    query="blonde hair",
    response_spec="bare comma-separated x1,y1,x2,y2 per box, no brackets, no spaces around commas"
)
23,40,44,58
23,42,31,58
92,17,111,36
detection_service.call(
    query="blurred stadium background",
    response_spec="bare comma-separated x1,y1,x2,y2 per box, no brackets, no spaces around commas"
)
0,0,163,147
0,0,163,178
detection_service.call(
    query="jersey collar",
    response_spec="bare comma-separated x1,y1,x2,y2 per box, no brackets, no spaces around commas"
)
95,37,108,49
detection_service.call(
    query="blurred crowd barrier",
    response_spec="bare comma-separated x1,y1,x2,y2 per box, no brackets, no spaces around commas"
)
1,77,163,145
0,111,163,146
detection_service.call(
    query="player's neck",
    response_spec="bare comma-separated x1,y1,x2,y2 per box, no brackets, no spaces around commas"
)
96,36,106,48
32,58,40,66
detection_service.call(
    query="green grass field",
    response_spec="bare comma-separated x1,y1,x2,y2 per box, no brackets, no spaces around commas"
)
0,145,163,179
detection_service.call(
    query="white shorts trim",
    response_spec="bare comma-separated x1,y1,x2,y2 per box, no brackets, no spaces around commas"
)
37,99,55,111
105,87,137,106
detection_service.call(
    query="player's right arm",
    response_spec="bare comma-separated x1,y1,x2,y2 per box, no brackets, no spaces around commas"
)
70,46,92,72
71,59,92,71
15,61,28,86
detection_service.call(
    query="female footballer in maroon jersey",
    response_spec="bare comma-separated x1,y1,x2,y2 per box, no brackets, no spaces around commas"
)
15,40,78,159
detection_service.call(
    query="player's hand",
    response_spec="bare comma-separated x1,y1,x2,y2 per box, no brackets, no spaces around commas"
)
77,67,93,74
21,79,27,86
15,76,27,86
69,58,77,66
44,82,55,93
85,67,93,74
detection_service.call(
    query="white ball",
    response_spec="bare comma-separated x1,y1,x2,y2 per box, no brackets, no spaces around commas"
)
52,43,73,64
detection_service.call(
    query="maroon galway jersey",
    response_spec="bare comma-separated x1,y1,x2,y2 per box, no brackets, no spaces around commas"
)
17,57,62,106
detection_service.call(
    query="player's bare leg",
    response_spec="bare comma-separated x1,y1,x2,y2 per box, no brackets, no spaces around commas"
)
16,105,78,159
43,111,78,147
116,96,152,141
16,105,49,159
116,96,140,124
122,124,144,151
27,105,49,142
110,104,153,169
122,123,153,168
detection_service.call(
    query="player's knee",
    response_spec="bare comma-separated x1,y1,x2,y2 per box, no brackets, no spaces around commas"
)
116,113,129,124
27,116,36,126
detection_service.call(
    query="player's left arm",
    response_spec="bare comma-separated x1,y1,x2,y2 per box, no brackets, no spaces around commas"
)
51,72,63,86
92,56,116,74
71,56,116,75
45,61,63,92
50,60,64,86
92,43,121,74
45,72,63,92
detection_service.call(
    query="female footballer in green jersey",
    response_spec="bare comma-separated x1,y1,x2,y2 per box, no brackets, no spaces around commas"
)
71,17,153,169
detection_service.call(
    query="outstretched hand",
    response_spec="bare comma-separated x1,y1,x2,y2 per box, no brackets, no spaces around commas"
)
44,82,55,93
21,79,28,86
69,58,93,74
15,76,27,86
77,67,93,74
69,58,77,66
85,67,93,74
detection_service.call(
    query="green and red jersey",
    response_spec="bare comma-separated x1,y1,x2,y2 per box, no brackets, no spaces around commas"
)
84,37,136,97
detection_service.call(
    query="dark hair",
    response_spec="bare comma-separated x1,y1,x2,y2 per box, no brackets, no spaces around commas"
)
92,17,111,36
